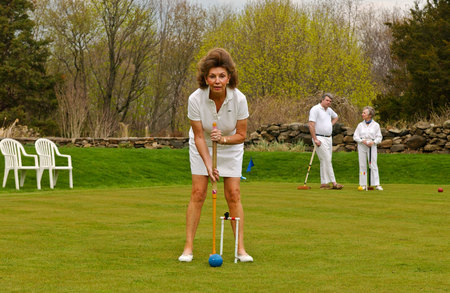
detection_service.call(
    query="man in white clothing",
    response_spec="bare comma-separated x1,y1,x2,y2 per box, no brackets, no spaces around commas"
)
308,93,344,189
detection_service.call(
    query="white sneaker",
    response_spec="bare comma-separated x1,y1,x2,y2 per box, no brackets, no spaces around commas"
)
237,254,254,262
361,186,367,191
376,186,383,191
178,254,193,262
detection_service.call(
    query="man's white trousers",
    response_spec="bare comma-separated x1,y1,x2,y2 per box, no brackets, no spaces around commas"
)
313,136,336,184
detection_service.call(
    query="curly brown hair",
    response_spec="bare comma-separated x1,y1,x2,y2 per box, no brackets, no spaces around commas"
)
196,48,238,89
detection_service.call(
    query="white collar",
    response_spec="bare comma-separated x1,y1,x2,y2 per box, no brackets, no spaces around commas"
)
318,103,327,111
206,86,233,105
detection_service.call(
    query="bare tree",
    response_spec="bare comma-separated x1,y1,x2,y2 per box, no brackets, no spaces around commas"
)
134,0,206,136
38,0,96,138
55,80,89,138
90,0,158,137
357,6,404,93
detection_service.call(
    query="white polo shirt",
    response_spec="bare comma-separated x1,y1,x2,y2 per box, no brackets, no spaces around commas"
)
188,87,249,148
309,103,338,136
187,87,249,177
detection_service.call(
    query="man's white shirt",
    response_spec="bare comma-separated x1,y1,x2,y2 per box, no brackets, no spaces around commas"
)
309,103,338,136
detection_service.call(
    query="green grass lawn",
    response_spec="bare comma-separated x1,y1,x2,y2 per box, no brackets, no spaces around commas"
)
0,148,449,291
0,183,448,292
0,147,448,192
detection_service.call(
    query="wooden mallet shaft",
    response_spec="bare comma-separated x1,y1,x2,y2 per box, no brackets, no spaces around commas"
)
212,122,218,254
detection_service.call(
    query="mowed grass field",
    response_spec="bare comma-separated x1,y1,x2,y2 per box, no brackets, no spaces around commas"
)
0,148,449,292
0,183,449,292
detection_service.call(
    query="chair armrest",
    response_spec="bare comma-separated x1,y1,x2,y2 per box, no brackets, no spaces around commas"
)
54,147,64,156
20,146,36,158
57,154,72,167
21,152,37,158
22,153,39,167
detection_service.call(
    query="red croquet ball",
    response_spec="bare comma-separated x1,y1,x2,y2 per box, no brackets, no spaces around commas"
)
438,188,443,192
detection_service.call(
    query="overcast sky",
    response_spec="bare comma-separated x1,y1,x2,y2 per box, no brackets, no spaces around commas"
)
192,0,420,11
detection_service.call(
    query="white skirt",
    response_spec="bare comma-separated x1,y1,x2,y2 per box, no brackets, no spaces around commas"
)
189,141,244,178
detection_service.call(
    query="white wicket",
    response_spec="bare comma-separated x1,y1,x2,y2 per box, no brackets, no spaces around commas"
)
219,216,240,263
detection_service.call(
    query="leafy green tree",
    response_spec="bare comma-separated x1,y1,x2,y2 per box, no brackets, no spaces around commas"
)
0,0,57,134
199,0,376,107
375,0,449,121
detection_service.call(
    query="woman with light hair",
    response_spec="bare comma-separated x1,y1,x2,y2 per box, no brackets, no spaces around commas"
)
353,106,383,190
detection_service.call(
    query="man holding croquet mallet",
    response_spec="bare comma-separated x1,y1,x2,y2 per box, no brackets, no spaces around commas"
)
308,93,344,190
353,106,383,191
178,48,253,263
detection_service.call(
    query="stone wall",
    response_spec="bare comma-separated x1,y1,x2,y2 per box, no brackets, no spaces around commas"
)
12,120,450,153
248,120,450,154
16,137,189,149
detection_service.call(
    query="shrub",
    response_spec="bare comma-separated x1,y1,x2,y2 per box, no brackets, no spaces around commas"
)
246,140,307,152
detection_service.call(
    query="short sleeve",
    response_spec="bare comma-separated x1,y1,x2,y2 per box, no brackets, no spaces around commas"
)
236,94,249,120
330,108,338,119
187,95,201,121
309,106,317,122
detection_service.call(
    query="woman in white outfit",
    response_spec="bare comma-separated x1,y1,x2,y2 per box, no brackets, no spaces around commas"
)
353,106,383,190
178,48,253,262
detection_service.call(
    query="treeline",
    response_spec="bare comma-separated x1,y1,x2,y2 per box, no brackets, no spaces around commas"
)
0,0,448,137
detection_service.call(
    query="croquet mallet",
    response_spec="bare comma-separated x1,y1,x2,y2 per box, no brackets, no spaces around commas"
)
298,145,316,190
211,122,218,254
367,144,374,190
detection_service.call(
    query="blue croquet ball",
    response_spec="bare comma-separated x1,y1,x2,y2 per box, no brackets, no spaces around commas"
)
208,254,223,267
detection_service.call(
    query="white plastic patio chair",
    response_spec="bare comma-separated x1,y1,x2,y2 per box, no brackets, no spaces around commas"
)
0,138,41,190
35,138,73,189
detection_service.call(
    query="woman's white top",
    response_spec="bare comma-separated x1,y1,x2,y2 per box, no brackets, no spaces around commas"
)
187,87,249,177
353,120,383,145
